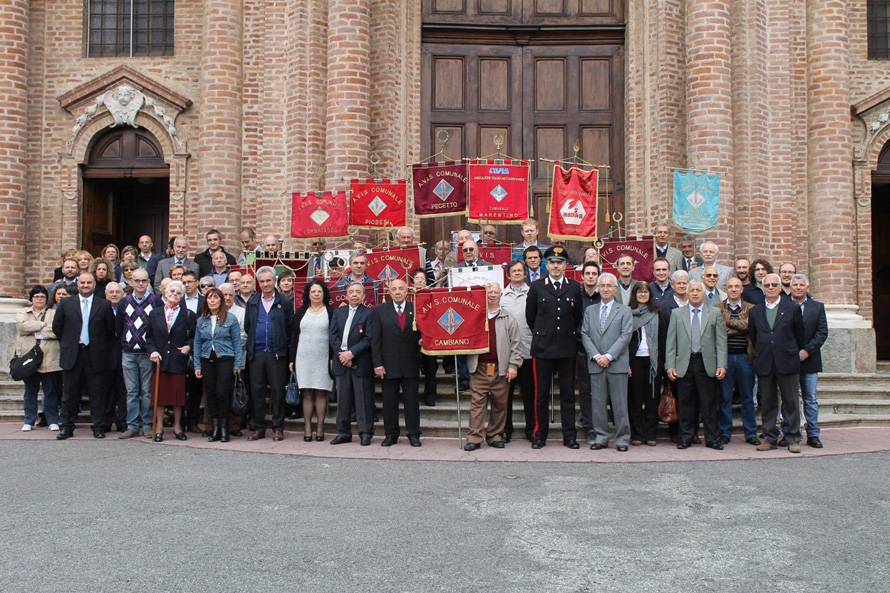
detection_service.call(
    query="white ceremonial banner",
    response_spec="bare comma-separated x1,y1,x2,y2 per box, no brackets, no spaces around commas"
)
448,265,506,289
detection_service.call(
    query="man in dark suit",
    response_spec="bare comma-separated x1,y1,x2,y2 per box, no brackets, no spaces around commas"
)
243,266,294,442
329,283,375,446
678,235,704,272
371,278,423,447
749,273,806,453
52,272,118,439
525,245,584,449
194,228,237,278
580,273,633,451
523,246,545,285
665,279,728,450
790,273,828,448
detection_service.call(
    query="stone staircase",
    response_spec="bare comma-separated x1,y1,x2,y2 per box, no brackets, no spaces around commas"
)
2,368,889,436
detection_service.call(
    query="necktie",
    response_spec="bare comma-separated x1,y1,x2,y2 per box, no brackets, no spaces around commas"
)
341,307,356,350
80,298,90,345
554,281,561,291
686,258,692,269
691,308,701,353
600,304,608,331
396,304,403,316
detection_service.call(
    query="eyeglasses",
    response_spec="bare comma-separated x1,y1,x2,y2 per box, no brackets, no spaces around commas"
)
200,284,214,289
704,273,719,278
462,248,476,252
763,282,779,288
133,278,148,283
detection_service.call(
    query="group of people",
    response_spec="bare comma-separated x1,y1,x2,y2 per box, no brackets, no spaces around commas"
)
15,220,828,454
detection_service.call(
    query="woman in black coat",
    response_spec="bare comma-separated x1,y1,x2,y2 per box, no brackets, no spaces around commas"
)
146,280,197,442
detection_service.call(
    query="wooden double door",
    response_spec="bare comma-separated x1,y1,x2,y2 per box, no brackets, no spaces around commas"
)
420,0,625,249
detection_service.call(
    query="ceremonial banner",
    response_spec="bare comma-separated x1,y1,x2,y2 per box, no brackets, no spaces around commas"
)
411,161,468,217
327,284,378,309
672,169,720,234
349,179,408,228
364,246,425,284
291,191,349,239
599,236,655,283
477,243,513,266
548,165,599,240
448,265,506,289
467,159,530,223
415,287,489,355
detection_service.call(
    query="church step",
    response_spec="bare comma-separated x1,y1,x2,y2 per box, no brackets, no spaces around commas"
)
820,399,890,416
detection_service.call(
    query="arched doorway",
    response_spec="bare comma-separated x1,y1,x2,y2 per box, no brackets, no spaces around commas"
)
81,127,170,255
872,141,890,358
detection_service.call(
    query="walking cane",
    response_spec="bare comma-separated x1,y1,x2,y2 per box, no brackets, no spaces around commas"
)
150,359,161,438
454,355,462,448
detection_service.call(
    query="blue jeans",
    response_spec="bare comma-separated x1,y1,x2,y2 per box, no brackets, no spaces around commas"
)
799,372,819,437
22,372,61,426
122,351,155,431
719,353,757,439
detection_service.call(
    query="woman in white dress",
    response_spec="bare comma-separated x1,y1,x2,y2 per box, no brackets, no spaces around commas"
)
289,280,334,442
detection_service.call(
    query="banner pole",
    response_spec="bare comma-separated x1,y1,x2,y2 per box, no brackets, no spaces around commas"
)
454,354,462,448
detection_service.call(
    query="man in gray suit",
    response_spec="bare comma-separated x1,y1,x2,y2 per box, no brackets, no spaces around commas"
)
580,272,633,452
689,241,733,289
654,223,683,272
665,280,728,450
153,235,200,293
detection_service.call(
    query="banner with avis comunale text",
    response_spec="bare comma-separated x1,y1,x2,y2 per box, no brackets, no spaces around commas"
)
415,286,489,356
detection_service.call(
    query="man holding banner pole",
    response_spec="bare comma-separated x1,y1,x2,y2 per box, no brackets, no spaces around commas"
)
526,246,583,449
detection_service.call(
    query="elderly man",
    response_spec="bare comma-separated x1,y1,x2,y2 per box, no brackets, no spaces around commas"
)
653,223,683,272
209,250,231,287
665,280,728,450
689,241,733,289
512,218,549,260
262,234,280,252
649,257,674,303
719,277,759,446
103,282,127,432
464,282,522,451
701,266,727,307
457,240,492,268
371,278,422,447
749,273,806,453
790,273,828,448
481,224,499,244
243,266,294,441
153,235,200,294
427,240,451,285
526,245,583,449
195,228,237,277
581,272,633,451
237,273,255,307
613,254,639,304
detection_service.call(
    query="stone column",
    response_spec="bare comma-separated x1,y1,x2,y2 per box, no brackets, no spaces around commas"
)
325,0,371,188
198,0,243,245
806,0,874,372
0,0,29,298
685,0,734,252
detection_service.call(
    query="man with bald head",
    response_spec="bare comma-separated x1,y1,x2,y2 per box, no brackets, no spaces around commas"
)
371,278,423,447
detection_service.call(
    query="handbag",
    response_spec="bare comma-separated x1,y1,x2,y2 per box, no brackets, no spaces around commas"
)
10,341,43,381
231,374,249,416
285,369,301,406
657,383,679,424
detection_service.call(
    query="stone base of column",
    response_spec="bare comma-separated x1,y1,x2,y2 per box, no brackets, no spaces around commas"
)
823,305,875,373
0,297,30,379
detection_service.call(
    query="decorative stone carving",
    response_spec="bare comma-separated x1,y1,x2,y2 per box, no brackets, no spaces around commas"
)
105,84,144,128
170,191,184,201
62,190,76,201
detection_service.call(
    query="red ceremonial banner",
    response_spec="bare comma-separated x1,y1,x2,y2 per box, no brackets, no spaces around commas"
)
467,159,530,223
548,165,599,240
327,284,378,309
599,236,655,283
477,242,513,265
364,246,425,284
414,286,489,355
411,161,468,217
291,191,349,239
349,179,408,228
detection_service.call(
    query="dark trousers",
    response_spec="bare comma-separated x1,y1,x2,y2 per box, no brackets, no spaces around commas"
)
59,348,111,432
628,357,658,442
576,352,593,430
532,356,577,442
103,365,127,431
676,354,719,444
249,352,288,431
506,360,535,439
185,370,203,427
421,353,437,401
334,372,375,437
759,368,802,444
202,355,235,422
382,377,420,438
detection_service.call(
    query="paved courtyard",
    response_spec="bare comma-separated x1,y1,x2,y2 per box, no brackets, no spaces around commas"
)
1,430,888,592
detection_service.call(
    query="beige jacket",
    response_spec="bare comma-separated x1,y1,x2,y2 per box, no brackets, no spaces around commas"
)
15,307,61,373
467,309,523,377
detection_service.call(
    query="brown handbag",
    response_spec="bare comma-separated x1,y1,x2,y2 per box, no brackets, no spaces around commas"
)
658,384,679,423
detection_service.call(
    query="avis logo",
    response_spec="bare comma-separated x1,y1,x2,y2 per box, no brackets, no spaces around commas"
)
489,167,510,175
559,199,587,226
437,308,464,335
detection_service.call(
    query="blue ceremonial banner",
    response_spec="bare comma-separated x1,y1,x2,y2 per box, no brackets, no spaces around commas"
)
672,169,720,234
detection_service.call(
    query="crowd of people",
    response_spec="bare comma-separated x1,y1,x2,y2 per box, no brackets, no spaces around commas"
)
14,221,828,454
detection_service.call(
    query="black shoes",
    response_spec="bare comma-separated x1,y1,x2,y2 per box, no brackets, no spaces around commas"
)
716,436,730,445
423,396,436,406
616,445,628,452
807,436,823,448
778,437,789,447
330,435,352,445
220,427,230,443
746,436,762,446
154,433,163,442
56,430,73,440
590,443,607,450
531,440,546,449
408,436,422,447
360,435,372,446
93,431,105,439
464,442,481,451
381,435,398,447
175,432,187,441
209,420,221,442
706,441,724,450
564,440,580,450
677,441,690,450
502,431,512,443
490,441,505,449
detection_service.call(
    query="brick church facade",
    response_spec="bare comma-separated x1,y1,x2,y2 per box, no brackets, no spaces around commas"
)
0,0,888,369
